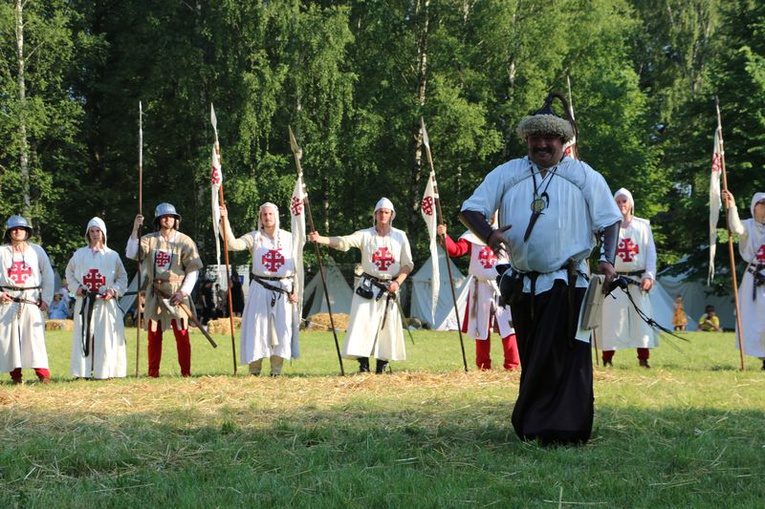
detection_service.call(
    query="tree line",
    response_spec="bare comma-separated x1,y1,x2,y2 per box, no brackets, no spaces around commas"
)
1,0,763,288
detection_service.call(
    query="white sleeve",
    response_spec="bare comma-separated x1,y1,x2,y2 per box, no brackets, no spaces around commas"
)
727,206,745,235
126,237,139,259
181,270,198,296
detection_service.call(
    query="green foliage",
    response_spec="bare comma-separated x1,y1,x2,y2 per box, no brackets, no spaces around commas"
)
0,0,761,281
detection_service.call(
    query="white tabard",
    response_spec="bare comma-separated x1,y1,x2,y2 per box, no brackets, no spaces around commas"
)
462,232,514,340
0,243,54,372
600,217,659,350
66,246,129,378
732,216,765,357
222,222,299,364
336,227,414,360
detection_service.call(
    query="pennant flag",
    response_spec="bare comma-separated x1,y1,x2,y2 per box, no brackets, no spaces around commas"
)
290,174,307,354
210,143,227,289
708,126,723,285
563,104,578,159
420,170,440,323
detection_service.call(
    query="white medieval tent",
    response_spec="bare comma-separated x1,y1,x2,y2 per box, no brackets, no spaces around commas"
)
410,252,471,330
302,257,354,318
658,271,736,331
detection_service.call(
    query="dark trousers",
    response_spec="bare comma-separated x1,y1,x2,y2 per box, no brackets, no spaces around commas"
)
510,281,592,445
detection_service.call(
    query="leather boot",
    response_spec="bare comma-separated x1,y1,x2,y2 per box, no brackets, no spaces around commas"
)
358,357,370,373
375,359,389,374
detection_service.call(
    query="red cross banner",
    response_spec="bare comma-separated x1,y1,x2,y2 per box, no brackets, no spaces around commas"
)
211,141,225,284
708,126,722,285
420,170,440,323
290,173,306,317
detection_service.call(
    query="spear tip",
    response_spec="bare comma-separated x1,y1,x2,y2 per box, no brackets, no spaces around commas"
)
420,117,430,148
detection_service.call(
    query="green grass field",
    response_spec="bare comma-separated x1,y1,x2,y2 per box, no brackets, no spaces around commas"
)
1,326,764,508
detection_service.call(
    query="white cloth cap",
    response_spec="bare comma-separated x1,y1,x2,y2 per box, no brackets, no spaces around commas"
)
374,197,396,225
85,216,107,245
750,192,765,219
258,202,280,231
614,188,634,215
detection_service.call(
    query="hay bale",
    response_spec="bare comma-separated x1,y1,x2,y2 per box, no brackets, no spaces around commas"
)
207,316,242,335
306,313,349,331
46,319,73,331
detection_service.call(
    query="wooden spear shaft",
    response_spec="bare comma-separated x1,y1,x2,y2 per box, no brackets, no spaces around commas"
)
135,101,143,378
289,126,345,376
716,97,746,371
421,118,468,372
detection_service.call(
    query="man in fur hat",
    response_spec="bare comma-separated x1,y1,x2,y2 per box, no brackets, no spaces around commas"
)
309,197,414,374
600,188,658,368
126,203,203,377
0,216,55,383
219,202,300,376
459,94,622,445
67,217,129,379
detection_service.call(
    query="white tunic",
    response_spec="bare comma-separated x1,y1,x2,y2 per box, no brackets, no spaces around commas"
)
729,213,765,357
223,222,298,364
461,156,622,294
461,232,514,340
600,217,659,350
66,246,129,378
0,243,54,372
336,227,414,360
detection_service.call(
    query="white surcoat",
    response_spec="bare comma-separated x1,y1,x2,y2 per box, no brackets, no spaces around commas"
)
223,222,299,363
66,246,129,378
0,243,54,372
336,227,414,360
600,217,659,350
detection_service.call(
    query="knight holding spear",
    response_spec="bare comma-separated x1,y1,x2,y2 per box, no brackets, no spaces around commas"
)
218,203,300,376
308,198,414,374
723,189,765,370
126,203,204,377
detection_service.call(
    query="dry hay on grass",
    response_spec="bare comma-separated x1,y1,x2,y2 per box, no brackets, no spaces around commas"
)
0,370,517,425
306,313,349,331
207,316,242,334
45,319,73,331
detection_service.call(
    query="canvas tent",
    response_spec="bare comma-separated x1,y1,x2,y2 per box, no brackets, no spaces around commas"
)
303,257,354,317
410,252,471,330
658,272,736,331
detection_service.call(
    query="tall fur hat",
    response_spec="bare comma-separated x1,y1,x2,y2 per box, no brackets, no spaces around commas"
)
516,92,576,143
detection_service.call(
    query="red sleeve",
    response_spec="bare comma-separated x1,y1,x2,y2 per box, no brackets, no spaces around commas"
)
442,235,470,258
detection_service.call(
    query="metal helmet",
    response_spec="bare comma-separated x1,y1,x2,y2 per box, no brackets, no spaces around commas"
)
4,215,33,243
153,202,181,229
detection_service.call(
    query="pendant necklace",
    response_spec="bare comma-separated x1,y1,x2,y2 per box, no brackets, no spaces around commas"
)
523,163,558,242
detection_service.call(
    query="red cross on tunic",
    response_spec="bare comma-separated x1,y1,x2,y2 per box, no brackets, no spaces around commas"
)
83,268,106,292
290,196,303,217
756,244,765,263
155,250,172,270
421,196,435,217
262,249,285,272
616,238,639,263
477,246,498,269
372,247,395,271
8,261,32,285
